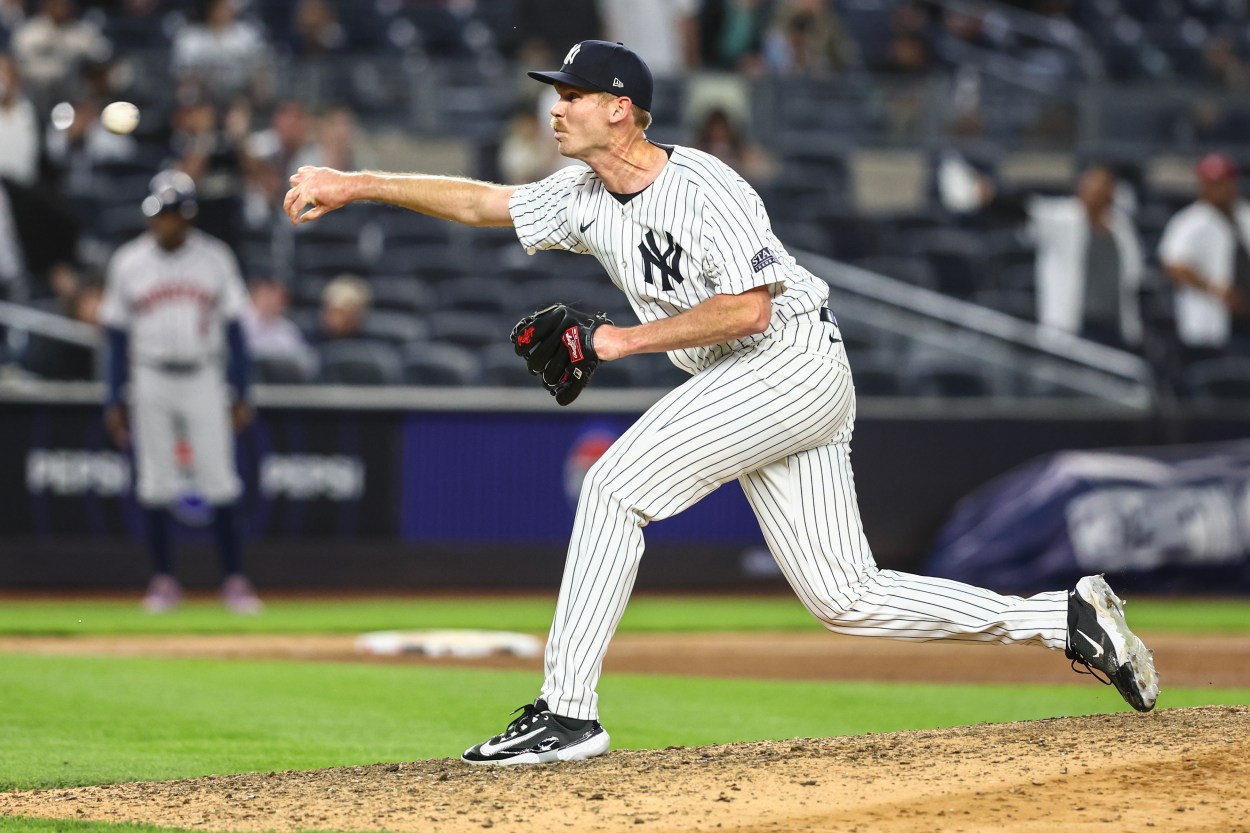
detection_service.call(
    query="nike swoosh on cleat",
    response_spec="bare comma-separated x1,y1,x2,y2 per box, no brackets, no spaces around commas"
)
1076,628,1104,658
477,726,548,757
579,219,596,233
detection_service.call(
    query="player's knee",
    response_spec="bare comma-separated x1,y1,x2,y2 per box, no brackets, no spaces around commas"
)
578,460,645,521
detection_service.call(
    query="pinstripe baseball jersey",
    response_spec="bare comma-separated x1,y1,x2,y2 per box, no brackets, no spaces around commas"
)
101,228,248,364
509,144,831,374
504,142,1073,726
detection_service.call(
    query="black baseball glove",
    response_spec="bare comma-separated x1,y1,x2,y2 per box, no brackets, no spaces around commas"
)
510,303,612,406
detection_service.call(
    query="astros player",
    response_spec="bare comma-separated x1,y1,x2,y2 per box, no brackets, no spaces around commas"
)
284,41,1158,765
101,170,262,615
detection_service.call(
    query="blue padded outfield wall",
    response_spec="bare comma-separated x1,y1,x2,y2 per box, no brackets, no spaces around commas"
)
3,399,1248,592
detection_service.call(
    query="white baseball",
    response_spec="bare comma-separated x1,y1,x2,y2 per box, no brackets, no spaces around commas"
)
101,101,141,135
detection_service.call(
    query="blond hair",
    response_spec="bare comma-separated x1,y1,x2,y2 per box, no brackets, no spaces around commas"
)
596,91,652,130
322,274,371,313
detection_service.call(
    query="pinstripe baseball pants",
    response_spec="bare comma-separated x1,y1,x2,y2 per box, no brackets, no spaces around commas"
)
541,326,1069,721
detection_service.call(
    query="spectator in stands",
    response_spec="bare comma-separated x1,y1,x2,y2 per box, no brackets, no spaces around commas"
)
498,105,568,184
873,1,934,75
171,0,270,106
932,4,998,70
939,154,1145,348
247,99,314,200
0,174,80,300
243,99,318,232
286,0,346,57
698,0,770,74
690,107,773,185
0,53,38,187
168,95,249,254
10,0,111,109
0,0,25,42
762,0,854,78
599,0,698,77
1198,34,1248,90
1159,153,1250,363
301,105,369,173
242,275,317,379
316,273,371,342
1026,162,1145,348
0,180,23,299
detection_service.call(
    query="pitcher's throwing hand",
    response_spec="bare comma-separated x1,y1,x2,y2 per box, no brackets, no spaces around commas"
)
284,166,354,224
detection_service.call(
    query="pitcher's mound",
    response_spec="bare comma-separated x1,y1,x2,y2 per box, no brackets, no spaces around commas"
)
3,706,1246,832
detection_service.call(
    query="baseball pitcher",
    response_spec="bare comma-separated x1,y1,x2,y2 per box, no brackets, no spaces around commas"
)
284,41,1158,765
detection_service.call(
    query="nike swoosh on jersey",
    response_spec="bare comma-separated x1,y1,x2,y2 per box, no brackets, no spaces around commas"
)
579,219,596,233
477,726,549,757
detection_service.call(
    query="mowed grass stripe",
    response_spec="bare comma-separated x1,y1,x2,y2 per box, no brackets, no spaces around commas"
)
2,653,1248,792
1,595,1247,636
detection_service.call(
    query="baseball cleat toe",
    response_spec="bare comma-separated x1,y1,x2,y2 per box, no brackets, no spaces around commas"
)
462,699,610,766
1066,575,1159,712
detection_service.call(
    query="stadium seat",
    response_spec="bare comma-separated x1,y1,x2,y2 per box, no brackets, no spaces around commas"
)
293,241,373,277
253,355,313,384
852,255,939,290
359,310,428,345
478,343,533,387
519,277,622,314
317,340,403,385
903,352,996,398
401,342,482,385
424,310,512,350
1182,358,1250,401
904,228,987,298
369,275,437,314
847,353,905,397
436,276,520,315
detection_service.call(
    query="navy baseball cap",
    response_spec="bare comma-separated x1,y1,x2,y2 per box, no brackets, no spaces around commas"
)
142,170,198,219
528,40,654,113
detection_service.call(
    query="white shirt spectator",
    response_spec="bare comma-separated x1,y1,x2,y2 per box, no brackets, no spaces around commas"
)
0,184,26,290
11,11,110,97
0,93,38,186
1158,199,1250,347
171,17,267,101
1028,195,1144,345
598,0,698,77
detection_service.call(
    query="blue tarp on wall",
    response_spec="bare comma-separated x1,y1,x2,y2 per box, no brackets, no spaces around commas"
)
925,440,1250,593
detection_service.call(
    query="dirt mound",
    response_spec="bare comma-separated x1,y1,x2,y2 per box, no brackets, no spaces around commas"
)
4,706,1246,833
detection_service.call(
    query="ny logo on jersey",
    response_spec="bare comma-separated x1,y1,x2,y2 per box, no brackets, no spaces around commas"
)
638,231,684,291
563,43,582,66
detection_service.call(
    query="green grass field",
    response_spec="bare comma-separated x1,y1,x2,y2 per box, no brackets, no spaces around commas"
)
2,593,1248,636
2,594,1249,833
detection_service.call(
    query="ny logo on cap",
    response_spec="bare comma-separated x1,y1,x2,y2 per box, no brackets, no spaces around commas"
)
564,43,582,66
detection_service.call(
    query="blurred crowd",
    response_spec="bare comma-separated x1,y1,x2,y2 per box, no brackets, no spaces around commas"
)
1,0,1249,398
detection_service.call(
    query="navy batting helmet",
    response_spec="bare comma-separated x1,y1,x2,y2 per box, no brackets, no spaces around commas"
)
142,170,198,219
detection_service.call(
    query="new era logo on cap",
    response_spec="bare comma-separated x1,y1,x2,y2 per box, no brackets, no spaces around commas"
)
528,40,654,113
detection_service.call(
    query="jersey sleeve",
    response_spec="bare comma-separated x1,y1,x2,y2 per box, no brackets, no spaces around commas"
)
508,165,591,255
99,250,130,329
217,245,249,320
700,178,789,295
